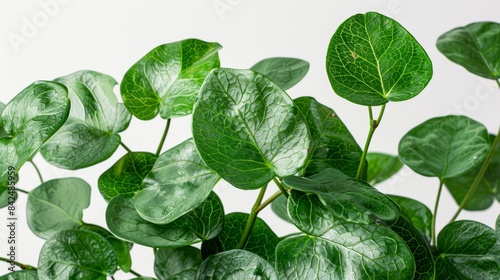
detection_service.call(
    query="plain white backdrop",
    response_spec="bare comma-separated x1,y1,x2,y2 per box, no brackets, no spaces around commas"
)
1,0,500,278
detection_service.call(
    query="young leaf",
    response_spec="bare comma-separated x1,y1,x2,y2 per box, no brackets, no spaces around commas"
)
0,271,38,280
366,152,403,186
196,249,278,280
41,70,131,169
399,115,490,179
98,152,158,202
106,192,224,247
121,39,222,120
38,229,118,280
389,195,432,242
27,178,90,239
250,57,309,90
134,138,220,224
192,68,310,190
287,189,333,236
294,96,363,179
437,22,500,79
154,246,202,280
326,12,432,105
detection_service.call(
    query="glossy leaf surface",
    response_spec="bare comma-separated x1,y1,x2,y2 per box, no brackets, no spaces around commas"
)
389,195,432,241
326,12,432,105
154,246,202,280
288,189,333,236
250,57,309,90
121,39,221,119
399,115,490,179
0,102,7,139
0,271,38,280
367,152,403,186
192,68,309,190
270,194,292,223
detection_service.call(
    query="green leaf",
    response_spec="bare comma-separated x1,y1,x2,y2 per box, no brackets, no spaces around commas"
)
250,57,309,90
192,68,310,190
0,102,8,139
437,22,500,79
326,12,432,105
488,215,500,265
135,138,220,224
435,220,500,279
0,172,17,209
196,249,278,280
38,229,117,280
27,178,90,239
121,39,221,120
389,195,432,242
270,194,292,224
444,134,500,210
201,212,280,263
106,192,224,247
294,96,363,178
40,70,131,169
399,115,490,179
275,221,414,279
283,168,400,224
367,152,403,186
98,152,158,202
287,189,333,236
0,271,38,280
154,246,202,280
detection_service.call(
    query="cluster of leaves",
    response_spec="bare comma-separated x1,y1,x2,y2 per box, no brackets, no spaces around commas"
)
1,11,500,280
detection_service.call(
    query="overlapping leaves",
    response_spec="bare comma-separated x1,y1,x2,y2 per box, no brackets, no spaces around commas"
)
250,57,309,90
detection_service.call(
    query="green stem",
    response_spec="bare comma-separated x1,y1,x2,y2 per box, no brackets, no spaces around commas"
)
29,159,44,184
15,188,29,194
356,104,386,180
255,190,283,213
156,119,171,156
273,178,289,198
120,142,132,153
431,180,445,246
129,269,142,277
237,185,268,249
0,257,37,270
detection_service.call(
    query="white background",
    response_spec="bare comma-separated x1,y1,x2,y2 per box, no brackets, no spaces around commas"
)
1,0,500,278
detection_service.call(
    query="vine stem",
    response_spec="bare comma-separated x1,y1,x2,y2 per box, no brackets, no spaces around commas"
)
431,180,445,246
156,119,171,156
120,141,132,153
0,257,37,270
129,269,142,277
356,104,387,180
237,184,268,249
29,159,44,184
15,188,29,195
255,190,283,213
273,178,289,198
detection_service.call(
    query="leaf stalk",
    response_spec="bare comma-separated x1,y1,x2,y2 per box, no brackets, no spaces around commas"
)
431,180,445,246
156,119,171,156
356,104,386,180
0,257,37,270
237,184,268,249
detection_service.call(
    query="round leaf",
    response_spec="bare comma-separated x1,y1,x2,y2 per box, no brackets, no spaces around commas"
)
155,246,202,280
399,115,490,179
389,195,432,241
192,68,310,190
366,152,403,186
287,189,333,236
326,12,432,105
250,57,309,90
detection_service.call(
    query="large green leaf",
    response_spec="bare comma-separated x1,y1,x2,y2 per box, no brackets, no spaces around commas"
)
287,189,333,236
196,249,278,280
135,138,220,224
201,212,280,263
41,70,131,169
38,229,117,280
488,215,500,265
0,271,38,280
399,115,490,179
27,178,90,239
294,96,363,178
98,152,158,202
121,39,221,120
275,221,414,279
154,246,202,280
0,169,16,209
437,22,500,79
192,68,310,190
250,57,309,90
106,192,224,248
326,12,432,105
367,152,403,186
435,220,500,279
389,195,432,242
283,168,400,224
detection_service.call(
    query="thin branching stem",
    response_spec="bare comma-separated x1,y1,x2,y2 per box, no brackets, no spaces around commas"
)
255,190,282,213
29,159,44,184
15,188,29,194
431,180,445,246
273,178,289,198
120,141,132,153
156,119,171,156
237,184,268,249
0,257,37,270
129,269,142,277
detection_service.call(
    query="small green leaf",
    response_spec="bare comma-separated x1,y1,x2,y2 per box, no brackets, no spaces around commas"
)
326,12,432,105
135,138,220,224
437,22,500,79
367,152,403,186
270,194,292,223
294,96,363,179
98,152,158,202
38,229,117,280
106,192,224,247
287,189,333,236
154,246,202,280
399,115,490,179
121,39,221,120
389,195,432,242
41,70,131,169
201,212,280,263
250,57,309,90
196,249,278,280
192,68,310,190
0,271,38,280
27,178,90,239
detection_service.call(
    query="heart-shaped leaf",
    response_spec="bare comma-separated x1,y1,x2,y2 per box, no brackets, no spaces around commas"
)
41,70,131,169
196,249,278,280
154,246,202,280
250,57,309,90
326,12,432,105
287,189,333,236
106,192,224,248
121,39,222,120
367,152,404,186
192,68,310,190
38,229,117,280
437,22,500,79
389,195,432,242
27,178,90,239
399,115,490,179
0,271,38,280
98,152,158,202
134,138,220,224
294,96,363,178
